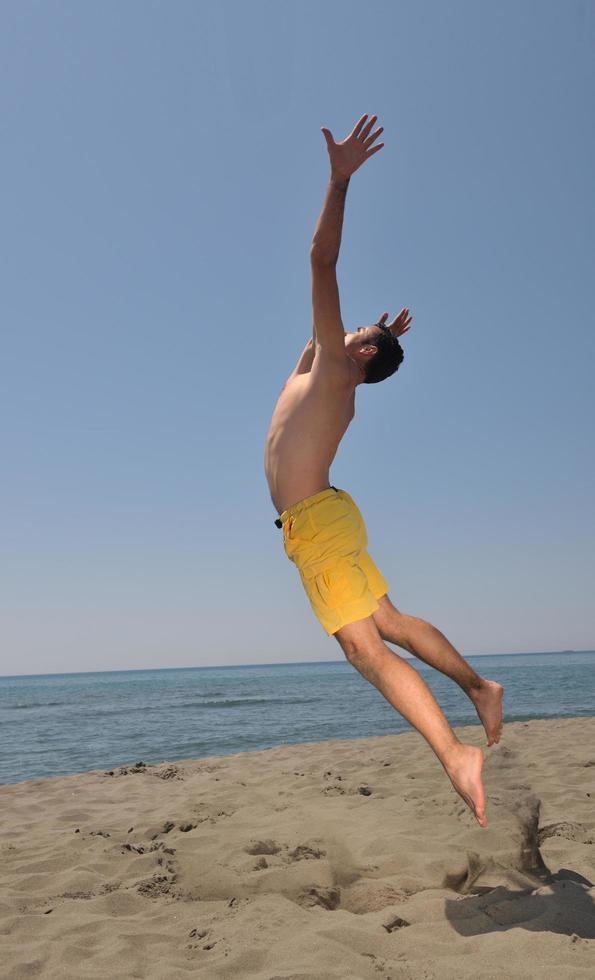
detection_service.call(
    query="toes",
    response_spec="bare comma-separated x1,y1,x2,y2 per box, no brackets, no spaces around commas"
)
473,801,488,827
473,804,486,827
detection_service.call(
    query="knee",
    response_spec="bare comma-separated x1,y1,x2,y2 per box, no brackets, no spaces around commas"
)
334,618,387,666
336,627,382,666
337,633,389,672
336,633,363,663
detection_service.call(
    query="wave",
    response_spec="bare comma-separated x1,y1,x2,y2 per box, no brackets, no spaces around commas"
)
4,701,65,710
62,696,322,719
173,696,322,709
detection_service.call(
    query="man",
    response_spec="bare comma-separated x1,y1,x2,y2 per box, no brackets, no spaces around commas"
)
264,113,503,828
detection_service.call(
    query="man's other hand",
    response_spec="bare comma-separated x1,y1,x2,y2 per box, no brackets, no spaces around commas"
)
321,113,384,181
376,308,413,338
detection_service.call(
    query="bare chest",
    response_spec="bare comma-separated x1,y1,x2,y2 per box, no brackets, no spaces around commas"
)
271,374,355,435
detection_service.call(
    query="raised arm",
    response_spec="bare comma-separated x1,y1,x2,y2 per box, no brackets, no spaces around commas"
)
310,174,351,269
310,114,384,357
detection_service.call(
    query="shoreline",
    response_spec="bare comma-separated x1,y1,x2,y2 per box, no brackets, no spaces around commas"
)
2,717,594,978
3,711,595,788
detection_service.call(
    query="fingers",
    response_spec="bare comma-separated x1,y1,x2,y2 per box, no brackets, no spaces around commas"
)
387,307,413,337
351,113,369,138
352,113,383,140
360,114,378,140
395,307,412,325
364,125,384,148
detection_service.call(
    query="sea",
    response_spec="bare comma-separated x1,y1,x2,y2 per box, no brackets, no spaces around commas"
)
1,651,594,785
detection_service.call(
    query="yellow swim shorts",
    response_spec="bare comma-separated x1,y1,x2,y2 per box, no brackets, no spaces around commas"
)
279,487,389,636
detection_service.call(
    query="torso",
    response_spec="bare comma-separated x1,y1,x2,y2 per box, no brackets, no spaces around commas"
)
264,353,357,515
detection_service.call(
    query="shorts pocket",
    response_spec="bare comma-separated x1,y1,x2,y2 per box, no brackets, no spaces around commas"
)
282,515,295,543
314,561,366,610
283,511,314,561
283,517,297,560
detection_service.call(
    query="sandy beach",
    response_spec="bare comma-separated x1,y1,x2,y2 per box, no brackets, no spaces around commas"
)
2,716,595,979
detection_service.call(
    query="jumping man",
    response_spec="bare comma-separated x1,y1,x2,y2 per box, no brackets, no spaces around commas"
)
264,113,503,828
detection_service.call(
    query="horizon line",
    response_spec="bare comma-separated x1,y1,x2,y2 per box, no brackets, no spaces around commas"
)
1,648,594,680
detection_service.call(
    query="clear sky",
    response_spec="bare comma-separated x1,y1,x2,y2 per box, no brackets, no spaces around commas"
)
1,0,594,676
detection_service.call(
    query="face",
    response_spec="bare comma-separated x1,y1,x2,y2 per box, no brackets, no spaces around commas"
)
344,325,382,351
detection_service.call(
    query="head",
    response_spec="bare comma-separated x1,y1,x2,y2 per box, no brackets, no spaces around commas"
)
344,323,404,384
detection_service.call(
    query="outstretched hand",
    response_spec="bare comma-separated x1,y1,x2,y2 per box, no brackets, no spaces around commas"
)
321,113,384,181
376,308,413,339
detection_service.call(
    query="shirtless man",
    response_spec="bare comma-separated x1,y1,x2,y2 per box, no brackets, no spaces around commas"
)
264,112,503,828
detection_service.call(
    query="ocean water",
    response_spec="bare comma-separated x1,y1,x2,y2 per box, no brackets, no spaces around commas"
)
1,651,594,785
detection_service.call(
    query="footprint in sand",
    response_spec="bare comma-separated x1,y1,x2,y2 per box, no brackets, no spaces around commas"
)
244,839,282,855
296,885,341,910
137,874,174,897
148,821,175,840
155,766,183,780
106,761,149,777
287,844,326,861
342,881,407,914
322,783,345,796
186,927,218,952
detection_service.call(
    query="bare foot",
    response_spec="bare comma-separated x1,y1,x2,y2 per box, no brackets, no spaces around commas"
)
443,743,487,828
469,679,504,747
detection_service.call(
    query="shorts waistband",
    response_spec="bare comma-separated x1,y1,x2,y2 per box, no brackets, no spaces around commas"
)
274,486,340,528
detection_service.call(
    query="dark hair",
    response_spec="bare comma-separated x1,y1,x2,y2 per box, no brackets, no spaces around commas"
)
363,326,404,384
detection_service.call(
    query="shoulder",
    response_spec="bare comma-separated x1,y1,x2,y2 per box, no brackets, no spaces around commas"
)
311,345,355,387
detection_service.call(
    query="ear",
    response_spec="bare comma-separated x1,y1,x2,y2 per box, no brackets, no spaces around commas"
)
360,344,378,357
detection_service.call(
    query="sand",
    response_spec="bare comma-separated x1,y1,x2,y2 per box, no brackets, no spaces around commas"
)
2,716,595,979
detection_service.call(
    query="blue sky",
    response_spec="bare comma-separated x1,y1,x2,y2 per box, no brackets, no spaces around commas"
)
1,0,594,675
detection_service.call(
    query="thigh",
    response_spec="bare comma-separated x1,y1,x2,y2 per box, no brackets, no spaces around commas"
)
372,593,403,636
357,549,390,601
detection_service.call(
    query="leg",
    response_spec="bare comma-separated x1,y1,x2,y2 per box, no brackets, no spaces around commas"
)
372,595,503,746
335,615,487,827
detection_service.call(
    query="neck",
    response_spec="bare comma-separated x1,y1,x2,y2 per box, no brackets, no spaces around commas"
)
348,358,366,385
